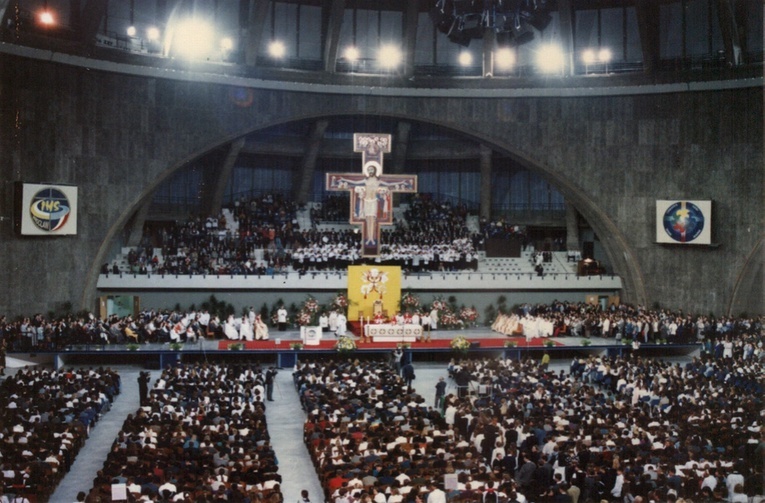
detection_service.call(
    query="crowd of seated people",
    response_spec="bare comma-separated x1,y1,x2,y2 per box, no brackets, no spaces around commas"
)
0,367,120,501
1,301,761,351
480,219,529,245
312,195,350,225
491,301,764,346
105,192,486,276
89,363,283,503
296,350,763,503
295,358,447,502
446,353,763,502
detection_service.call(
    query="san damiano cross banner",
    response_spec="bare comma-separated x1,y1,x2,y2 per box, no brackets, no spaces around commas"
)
347,265,402,321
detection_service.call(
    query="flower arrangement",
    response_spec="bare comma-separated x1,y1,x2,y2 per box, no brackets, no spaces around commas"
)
459,306,479,324
290,342,303,350
581,339,592,347
401,291,421,309
228,342,244,351
335,336,357,353
544,340,555,347
297,296,321,327
331,293,349,310
431,299,447,311
440,309,463,329
504,340,518,348
169,342,183,351
450,335,471,352
397,342,411,349
126,343,140,351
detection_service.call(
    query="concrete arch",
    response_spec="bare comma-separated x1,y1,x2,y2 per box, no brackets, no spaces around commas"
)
4,54,758,317
85,111,646,310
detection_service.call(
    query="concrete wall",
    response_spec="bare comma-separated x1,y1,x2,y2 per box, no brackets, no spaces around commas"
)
0,53,761,317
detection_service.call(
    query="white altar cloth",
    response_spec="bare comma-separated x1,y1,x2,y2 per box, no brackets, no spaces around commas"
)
364,324,422,342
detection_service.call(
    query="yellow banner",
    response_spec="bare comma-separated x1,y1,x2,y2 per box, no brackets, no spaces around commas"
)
347,265,402,321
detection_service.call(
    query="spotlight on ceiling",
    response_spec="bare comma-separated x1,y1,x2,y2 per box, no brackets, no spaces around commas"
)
598,48,612,63
126,25,137,37
171,18,215,60
268,40,286,58
146,26,160,41
38,10,55,26
220,37,233,51
495,48,516,69
458,51,473,67
536,44,565,74
378,44,402,68
582,49,596,65
344,46,360,62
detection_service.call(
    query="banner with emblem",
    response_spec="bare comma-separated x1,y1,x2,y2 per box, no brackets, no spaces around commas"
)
347,265,402,321
15,182,78,236
656,200,712,245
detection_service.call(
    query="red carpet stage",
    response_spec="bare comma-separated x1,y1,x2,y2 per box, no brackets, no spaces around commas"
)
217,335,560,351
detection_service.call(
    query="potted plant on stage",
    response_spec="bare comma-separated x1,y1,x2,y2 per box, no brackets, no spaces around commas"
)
126,343,140,352
581,339,592,347
335,336,357,354
544,340,555,348
459,306,479,328
290,342,303,350
169,342,183,351
504,340,518,348
228,342,244,351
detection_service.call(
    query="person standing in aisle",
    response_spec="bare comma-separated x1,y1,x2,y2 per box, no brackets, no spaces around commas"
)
265,367,277,401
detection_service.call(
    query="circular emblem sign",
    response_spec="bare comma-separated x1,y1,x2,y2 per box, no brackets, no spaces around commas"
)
662,201,705,243
29,187,71,232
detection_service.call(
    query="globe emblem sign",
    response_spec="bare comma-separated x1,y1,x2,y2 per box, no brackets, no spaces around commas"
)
29,187,71,232
662,201,705,243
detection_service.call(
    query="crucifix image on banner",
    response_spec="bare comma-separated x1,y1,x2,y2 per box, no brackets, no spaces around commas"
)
326,133,418,257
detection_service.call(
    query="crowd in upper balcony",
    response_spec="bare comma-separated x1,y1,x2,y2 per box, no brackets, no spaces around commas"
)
104,193,499,276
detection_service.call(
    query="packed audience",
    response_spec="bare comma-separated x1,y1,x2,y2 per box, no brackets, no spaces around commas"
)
491,301,763,345
89,363,283,502
312,195,350,224
2,302,762,352
105,193,487,276
296,347,764,503
0,367,120,501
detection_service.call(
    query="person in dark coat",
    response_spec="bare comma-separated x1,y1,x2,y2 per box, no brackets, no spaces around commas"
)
401,362,415,391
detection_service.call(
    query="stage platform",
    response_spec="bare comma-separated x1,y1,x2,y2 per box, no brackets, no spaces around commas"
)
6,327,703,371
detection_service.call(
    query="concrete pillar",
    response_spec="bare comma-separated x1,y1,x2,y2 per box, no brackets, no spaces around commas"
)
716,0,742,66
557,0,576,77
126,202,151,247
402,0,419,78
482,28,496,78
390,121,411,174
210,138,245,215
479,144,492,220
322,0,346,73
635,0,660,73
244,0,271,66
295,120,329,205
566,203,580,251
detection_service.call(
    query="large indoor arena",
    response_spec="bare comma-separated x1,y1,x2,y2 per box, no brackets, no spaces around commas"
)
0,1,762,502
